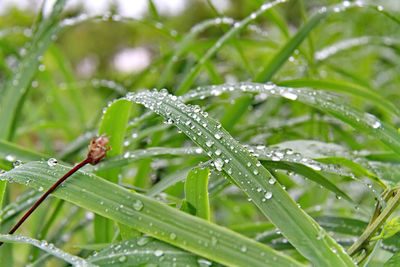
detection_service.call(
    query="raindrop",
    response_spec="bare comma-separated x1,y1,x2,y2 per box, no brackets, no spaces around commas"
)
214,133,222,140
13,160,22,168
38,186,44,192
5,155,16,162
264,192,272,199
118,255,127,262
268,178,276,184
206,140,214,147
170,232,177,240
47,158,58,167
240,245,247,252
282,91,298,100
133,200,144,211
137,237,149,246
214,158,224,171
154,249,164,257
215,149,222,156
253,170,259,175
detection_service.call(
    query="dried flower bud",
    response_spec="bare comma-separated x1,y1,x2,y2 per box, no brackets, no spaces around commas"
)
87,134,111,165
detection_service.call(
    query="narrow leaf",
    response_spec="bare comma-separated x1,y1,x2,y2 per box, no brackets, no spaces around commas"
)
0,162,302,267
185,168,210,220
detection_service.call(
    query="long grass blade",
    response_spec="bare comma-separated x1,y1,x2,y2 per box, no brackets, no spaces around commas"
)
125,89,355,266
0,162,303,267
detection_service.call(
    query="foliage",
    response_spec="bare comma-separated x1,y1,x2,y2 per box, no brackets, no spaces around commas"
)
0,0,400,266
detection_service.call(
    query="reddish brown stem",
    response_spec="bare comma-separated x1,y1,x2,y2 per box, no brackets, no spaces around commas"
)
0,158,90,246
0,135,110,247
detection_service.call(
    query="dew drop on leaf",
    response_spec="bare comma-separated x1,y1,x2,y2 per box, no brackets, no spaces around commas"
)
137,237,149,246
154,249,164,257
264,192,272,199
133,200,144,211
118,255,127,262
47,158,58,167
169,232,177,240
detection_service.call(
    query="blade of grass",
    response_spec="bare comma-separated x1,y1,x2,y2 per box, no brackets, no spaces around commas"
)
185,168,210,220
157,17,235,89
0,0,66,213
88,236,199,266
277,79,400,116
0,0,66,140
0,162,303,267
183,82,400,157
176,0,287,94
95,99,132,243
125,89,355,266
0,234,93,266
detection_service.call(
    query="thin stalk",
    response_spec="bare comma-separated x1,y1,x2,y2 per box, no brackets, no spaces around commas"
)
0,159,90,246
347,190,400,256
0,135,110,247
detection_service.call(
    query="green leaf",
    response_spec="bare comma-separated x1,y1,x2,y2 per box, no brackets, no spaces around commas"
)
125,90,355,266
316,157,386,188
185,168,210,220
220,96,253,132
254,9,326,82
0,162,302,267
0,0,66,140
88,236,199,266
385,251,400,267
0,139,45,165
183,82,400,157
176,0,286,94
0,0,66,221
96,99,132,243
277,79,400,117
157,17,235,89
0,234,93,267
371,216,400,241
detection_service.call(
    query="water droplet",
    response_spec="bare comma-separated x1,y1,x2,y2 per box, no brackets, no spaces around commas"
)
268,178,276,184
133,200,144,211
215,149,222,156
154,249,164,257
170,233,177,240
253,169,259,175
214,133,221,140
282,91,298,100
206,140,214,147
13,160,22,168
214,158,224,171
343,1,351,7
247,162,252,167
5,155,16,162
372,121,381,129
38,186,44,192
264,192,272,199
137,237,149,246
118,255,127,262
240,245,247,252
47,158,58,167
